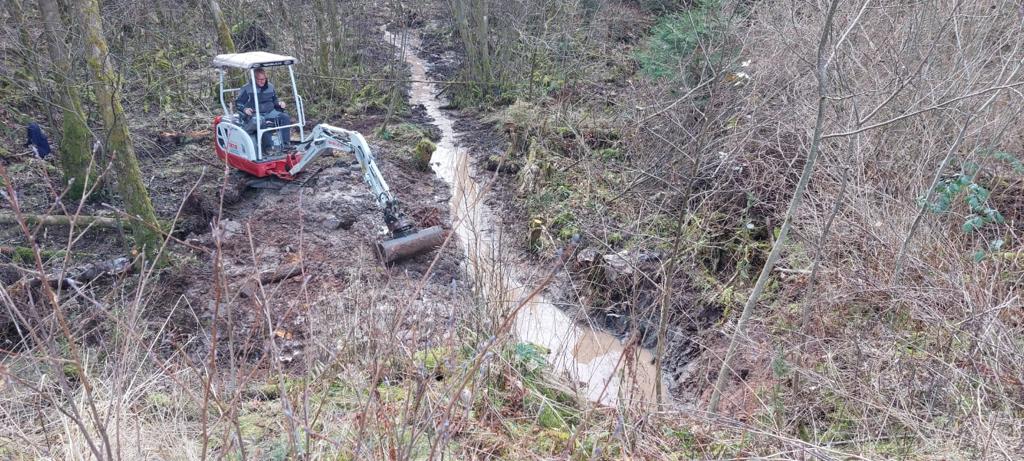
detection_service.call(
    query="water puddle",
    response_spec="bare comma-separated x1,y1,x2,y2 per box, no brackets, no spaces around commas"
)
385,29,664,406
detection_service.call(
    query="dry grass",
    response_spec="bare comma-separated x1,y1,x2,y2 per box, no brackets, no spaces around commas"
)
4,0,1024,459
475,0,1024,458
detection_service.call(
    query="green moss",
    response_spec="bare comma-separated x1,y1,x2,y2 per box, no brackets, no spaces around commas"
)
12,247,34,264
376,383,408,403
411,138,436,171
537,403,568,430
413,346,451,374
237,412,272,443
535,428,570,453
388,123,437,143
146,392,173,409
598,147,622,161
62,363,80,380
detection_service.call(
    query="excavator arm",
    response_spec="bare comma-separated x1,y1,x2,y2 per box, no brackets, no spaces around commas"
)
289,124,445,261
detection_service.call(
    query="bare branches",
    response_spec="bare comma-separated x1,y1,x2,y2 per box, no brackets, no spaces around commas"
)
709,0,843,415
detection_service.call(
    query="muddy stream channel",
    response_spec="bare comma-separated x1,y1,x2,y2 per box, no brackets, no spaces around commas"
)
388,30,665,406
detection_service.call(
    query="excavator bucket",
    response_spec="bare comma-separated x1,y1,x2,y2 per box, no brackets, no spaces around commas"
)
376,226,448,263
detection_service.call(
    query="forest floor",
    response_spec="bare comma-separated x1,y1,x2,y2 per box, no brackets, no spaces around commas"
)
1,104,468,360
0,5,909,454
413,21,765,411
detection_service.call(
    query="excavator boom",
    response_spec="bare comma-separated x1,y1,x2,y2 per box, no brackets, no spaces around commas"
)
289,124,446,262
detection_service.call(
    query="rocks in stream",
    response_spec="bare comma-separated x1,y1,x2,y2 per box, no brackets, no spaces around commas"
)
576,248,661,291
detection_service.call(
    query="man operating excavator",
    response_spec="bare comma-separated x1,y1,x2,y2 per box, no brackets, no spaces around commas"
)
235,68,292,149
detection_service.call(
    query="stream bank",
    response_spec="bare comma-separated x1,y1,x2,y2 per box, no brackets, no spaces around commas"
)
388,29,666,406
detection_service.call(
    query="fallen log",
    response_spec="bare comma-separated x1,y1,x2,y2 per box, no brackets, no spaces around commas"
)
157,129,214,146
0,214,121,228
239,264,303,299
259,264,303,284
14,256,133,290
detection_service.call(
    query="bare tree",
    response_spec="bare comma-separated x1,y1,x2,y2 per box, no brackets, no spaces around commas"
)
74,0,163,262
708,0,842,413
37,0,98,202
448,0,492,99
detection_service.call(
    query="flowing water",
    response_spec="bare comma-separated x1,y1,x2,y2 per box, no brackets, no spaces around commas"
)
386,30,664,406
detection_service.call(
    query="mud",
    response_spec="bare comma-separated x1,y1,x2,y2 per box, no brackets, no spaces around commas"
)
2,98,466,370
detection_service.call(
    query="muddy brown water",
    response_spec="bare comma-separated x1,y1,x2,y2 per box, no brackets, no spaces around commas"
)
386,29,665,406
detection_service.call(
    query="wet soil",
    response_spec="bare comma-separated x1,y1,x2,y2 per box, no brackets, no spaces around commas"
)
1,106,467,368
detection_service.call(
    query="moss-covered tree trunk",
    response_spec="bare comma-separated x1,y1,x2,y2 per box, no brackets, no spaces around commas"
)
205,0,243,88
206,0,236,54
37,0,98,202
74,0,163,263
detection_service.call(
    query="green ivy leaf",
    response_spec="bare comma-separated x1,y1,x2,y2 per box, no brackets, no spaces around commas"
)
967,195,982,211
963,216,985,233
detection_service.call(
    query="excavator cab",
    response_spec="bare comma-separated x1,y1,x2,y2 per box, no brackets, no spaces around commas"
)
212,52,307,178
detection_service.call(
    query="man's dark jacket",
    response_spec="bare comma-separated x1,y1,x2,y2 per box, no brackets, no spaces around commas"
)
235,81,282,116
24,123,51,158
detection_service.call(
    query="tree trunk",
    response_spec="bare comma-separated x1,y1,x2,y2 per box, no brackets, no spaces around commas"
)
475,0,490,87
206,0,236,54
74,0,164,263
708,0,841,414
37,0,99,202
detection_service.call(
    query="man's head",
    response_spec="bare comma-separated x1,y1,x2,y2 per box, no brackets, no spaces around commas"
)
254,68,268,87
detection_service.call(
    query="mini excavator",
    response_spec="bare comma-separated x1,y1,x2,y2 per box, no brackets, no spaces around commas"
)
211,52,445,263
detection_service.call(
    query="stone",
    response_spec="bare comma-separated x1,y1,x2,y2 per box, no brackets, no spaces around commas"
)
221,219,243,234
484,155,520,173
601,250,635,287
212,219,244,245
323,217,342,230
322,214,357,231
576,248,599,267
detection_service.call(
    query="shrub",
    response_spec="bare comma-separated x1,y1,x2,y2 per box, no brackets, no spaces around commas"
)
636,1,722,80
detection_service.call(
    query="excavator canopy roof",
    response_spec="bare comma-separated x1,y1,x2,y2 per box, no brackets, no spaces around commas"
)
212,52,297,69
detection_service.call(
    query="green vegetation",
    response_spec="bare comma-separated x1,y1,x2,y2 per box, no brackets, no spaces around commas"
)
637,1,722,79
921,159,1011,260
411,138,437,171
